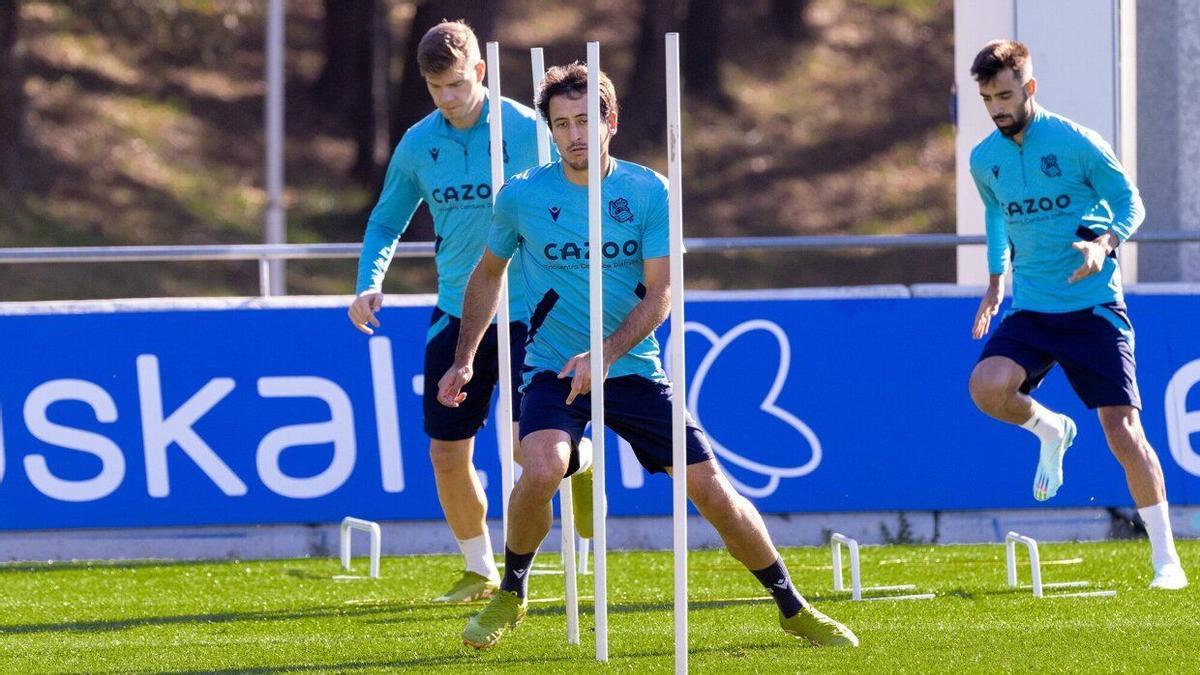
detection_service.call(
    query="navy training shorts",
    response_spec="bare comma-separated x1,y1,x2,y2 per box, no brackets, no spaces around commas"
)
423,307,527,441
519,371,715,474
978,302,1141,410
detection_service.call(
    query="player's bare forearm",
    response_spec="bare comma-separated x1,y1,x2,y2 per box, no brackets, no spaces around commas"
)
602,257,670,365
603,288,669,364
453,251,508,367
972,274,1005,340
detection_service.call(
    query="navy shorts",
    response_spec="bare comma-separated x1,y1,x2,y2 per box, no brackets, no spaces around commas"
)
978,302,1141,409
423,308,527,441
519,371,715,474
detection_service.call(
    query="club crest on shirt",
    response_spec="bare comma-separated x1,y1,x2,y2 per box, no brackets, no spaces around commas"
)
1041,154,1062,178
548,206,562,222
608,197,634,223
429,147,439,162
487,140,510,164
991,165,1000,178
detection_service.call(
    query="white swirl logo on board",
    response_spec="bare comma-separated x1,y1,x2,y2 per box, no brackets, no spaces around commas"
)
1165,358,1200,477
664,319,822,498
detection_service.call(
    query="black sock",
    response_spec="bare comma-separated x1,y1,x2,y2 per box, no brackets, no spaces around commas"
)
751,558,807,618
500,547,537,599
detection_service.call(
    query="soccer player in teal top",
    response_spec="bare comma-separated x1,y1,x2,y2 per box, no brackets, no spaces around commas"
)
966,40,1186,590
347,21,550,604
438,63,859,650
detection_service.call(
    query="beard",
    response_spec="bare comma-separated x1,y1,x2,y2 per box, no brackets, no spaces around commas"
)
563,145,588,172
994,102,1031,137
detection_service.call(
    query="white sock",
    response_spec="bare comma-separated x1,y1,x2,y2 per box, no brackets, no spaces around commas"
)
1020,402,1064,445
458,533,499,580
1138,501,1182,571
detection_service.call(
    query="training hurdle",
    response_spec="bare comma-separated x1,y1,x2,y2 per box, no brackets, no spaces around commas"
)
339,516,381,579
830,533,934,601
1004,531,1116,598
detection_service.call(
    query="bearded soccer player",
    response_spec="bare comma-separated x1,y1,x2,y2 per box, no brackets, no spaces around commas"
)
438,63,860,649
967,40,1186,590
348,21,581,603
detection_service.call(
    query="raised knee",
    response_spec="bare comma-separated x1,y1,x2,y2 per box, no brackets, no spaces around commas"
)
968,370,1009,413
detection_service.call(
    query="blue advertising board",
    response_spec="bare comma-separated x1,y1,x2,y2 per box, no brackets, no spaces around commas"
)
1,290,1198,530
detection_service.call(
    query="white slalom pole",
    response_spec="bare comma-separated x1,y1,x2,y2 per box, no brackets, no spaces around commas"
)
531,48,553,166
533,46,580,647
486,42,516,556
665,33,687,675
263,0,286,295
586,41,609,664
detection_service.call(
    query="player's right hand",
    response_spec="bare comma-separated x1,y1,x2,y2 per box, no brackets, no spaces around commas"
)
438,363,473,408
348,292,384,335
972,283,1003,339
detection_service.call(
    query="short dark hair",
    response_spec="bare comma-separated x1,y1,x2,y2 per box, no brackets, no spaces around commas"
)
535,62,619,124
970,39,1033,84
417,20,480,75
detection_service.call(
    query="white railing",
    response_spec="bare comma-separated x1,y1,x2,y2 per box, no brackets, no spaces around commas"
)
1,232,1197,297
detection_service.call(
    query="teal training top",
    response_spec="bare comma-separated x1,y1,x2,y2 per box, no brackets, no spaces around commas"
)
488,159,670,386
356,96,553,320
969,106,1144,312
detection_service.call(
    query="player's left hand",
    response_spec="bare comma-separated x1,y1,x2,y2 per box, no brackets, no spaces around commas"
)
1068,240,1107,284
437,363,473,408
558,351,611,405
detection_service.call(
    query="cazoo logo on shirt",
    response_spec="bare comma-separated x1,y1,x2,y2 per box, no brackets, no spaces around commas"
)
543,239,640,261
1005,194,1071,217
431,183,491,204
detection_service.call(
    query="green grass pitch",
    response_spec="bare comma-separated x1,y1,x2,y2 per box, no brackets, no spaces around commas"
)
0,540,1195,672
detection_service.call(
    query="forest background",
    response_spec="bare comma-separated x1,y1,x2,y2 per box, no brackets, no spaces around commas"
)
0,0,954,300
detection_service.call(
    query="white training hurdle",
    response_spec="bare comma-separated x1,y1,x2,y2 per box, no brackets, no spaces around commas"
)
1004,531,1116,599
830,533,935,601
339,516,381,579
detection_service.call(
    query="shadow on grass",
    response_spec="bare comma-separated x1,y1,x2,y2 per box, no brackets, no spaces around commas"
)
5,588,975,636
0,559,254,575
527,596,772,618
281,568,336,581
157,640,787,673
0,599,458,636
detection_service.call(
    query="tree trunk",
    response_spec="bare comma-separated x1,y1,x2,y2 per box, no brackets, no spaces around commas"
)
683,0,728,108
370,0,391,171
391,1,494,145
771,0,811,41
620,0,680,149
0,0,26,197
313,0,381,179
313,0,370,112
